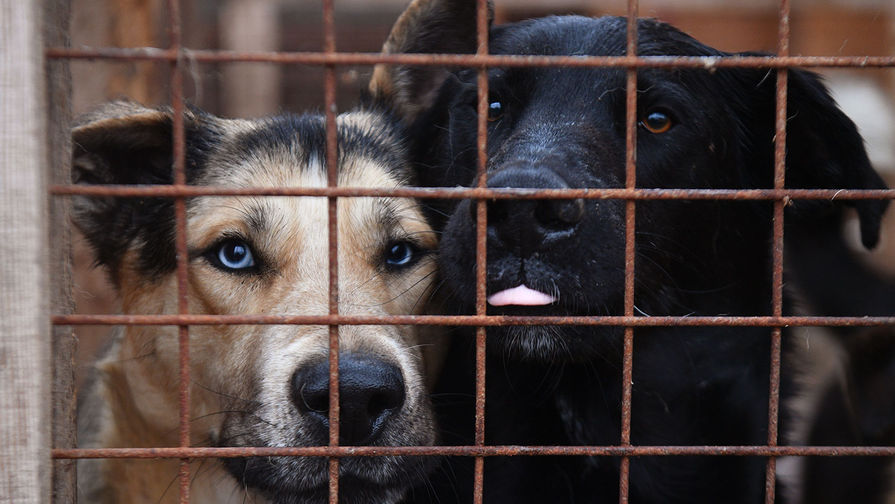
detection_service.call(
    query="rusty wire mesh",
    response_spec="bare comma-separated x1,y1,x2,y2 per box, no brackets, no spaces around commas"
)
48,0,895,503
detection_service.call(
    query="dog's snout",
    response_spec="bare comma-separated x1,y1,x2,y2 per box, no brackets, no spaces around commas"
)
292,353,406,445
484,168,585,255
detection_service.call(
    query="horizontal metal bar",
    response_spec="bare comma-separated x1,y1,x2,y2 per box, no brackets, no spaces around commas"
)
52,445,895,459
45,48,895,68
51,314,895,327
49,185,895,201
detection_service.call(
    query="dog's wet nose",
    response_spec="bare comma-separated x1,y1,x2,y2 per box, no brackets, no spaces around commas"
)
485,168,585,256
292,354,406,445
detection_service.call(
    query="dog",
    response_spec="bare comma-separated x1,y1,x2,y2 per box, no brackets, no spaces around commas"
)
73,101,442,503
781,218,895,504
369,1,890,502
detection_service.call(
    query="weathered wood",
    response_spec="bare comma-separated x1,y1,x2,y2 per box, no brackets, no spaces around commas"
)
219,0,283,118
45,0,76,502
107,0,161,104
0,1,52,503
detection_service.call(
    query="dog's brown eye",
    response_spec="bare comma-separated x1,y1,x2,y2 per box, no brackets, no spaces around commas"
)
487,100,503,122
640,110,673,134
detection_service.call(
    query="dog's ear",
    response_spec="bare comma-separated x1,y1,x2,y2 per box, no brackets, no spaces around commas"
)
780,69,889,249
369,0,492,123
72,101,218,280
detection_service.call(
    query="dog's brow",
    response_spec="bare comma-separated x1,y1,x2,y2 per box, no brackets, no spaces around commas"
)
376,198,401,232
244,202,268,234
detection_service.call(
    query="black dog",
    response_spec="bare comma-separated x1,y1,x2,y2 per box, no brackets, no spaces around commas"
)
784,219,895,504
371,1,890,502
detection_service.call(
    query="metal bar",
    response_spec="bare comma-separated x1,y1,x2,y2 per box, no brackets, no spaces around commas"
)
321,1,340,502
43,47,895,68
48,184,895,200
765,1,790,500
164,0,191,501
52,445,895,459
473,1,490,502
51,314,895,328
619,1,639,502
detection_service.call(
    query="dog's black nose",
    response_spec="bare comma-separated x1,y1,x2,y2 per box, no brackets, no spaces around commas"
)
485,168,585,256
292,354,406,445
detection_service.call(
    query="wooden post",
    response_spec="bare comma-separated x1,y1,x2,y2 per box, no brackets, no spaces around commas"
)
0,0,52,503
219,0,283,118
106,0,161,105
45,0,76,502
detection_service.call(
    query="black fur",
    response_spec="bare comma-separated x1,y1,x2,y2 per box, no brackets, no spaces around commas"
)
787,218,895,504
374,10,889,504
72,105,223,281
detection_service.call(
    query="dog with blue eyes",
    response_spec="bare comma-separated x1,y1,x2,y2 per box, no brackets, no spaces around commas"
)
73,101,441,503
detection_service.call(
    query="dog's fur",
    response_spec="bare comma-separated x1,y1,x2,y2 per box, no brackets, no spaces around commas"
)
782,219,895,504
73,102,442,503
370,1,890,502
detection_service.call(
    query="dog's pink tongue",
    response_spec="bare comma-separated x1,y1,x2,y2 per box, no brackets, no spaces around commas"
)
487,285,556,306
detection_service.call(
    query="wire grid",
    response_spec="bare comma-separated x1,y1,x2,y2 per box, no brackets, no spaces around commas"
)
48,0,895,503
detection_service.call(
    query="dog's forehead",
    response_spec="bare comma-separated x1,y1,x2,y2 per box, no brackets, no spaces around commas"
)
491,16,719,58
186,109,426,249
198,110,409,186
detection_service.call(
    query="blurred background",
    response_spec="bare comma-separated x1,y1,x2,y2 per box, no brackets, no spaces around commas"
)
69,0,895,377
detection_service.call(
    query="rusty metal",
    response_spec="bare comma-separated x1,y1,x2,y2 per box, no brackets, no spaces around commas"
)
765,1,791,500
473,1,490,502
619,2,639,502
51,445,895,459
49,184,895,200
164,0,191,501
43,47,895,69
321,0,341,502
52,313,895,328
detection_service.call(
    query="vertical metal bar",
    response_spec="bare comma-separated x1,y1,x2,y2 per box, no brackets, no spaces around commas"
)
766,1,789,502
166,0,191,502
473,0,490,502
619,1,638,503
322,0,341,503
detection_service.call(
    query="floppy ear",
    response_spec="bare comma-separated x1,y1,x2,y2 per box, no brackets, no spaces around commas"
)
72,101,219,282
780,69,889,249
369,0,492,123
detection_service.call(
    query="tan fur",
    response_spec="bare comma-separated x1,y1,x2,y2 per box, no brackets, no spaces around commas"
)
76,108,441,503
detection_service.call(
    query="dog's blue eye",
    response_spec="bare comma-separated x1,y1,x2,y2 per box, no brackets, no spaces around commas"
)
487,100,503,122
215,240,255,271
640,110,673,134
385,241,418,269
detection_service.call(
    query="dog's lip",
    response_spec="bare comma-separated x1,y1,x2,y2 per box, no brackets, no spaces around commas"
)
487,284,557,306
293,473,402,500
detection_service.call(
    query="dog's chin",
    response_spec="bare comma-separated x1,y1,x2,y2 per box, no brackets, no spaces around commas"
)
221,456,421,504
266,476,408,504
487,324,621,364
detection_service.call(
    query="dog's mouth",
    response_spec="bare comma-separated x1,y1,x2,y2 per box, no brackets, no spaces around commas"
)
222,454,430,504
278,473,411,504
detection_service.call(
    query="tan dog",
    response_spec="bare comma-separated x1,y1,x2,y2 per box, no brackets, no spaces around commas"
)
74,102,441,503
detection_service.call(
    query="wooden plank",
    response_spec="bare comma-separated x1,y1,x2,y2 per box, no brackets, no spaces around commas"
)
106,0,161,105
219,0,283,118
0,1,52,503
44,0,76,502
